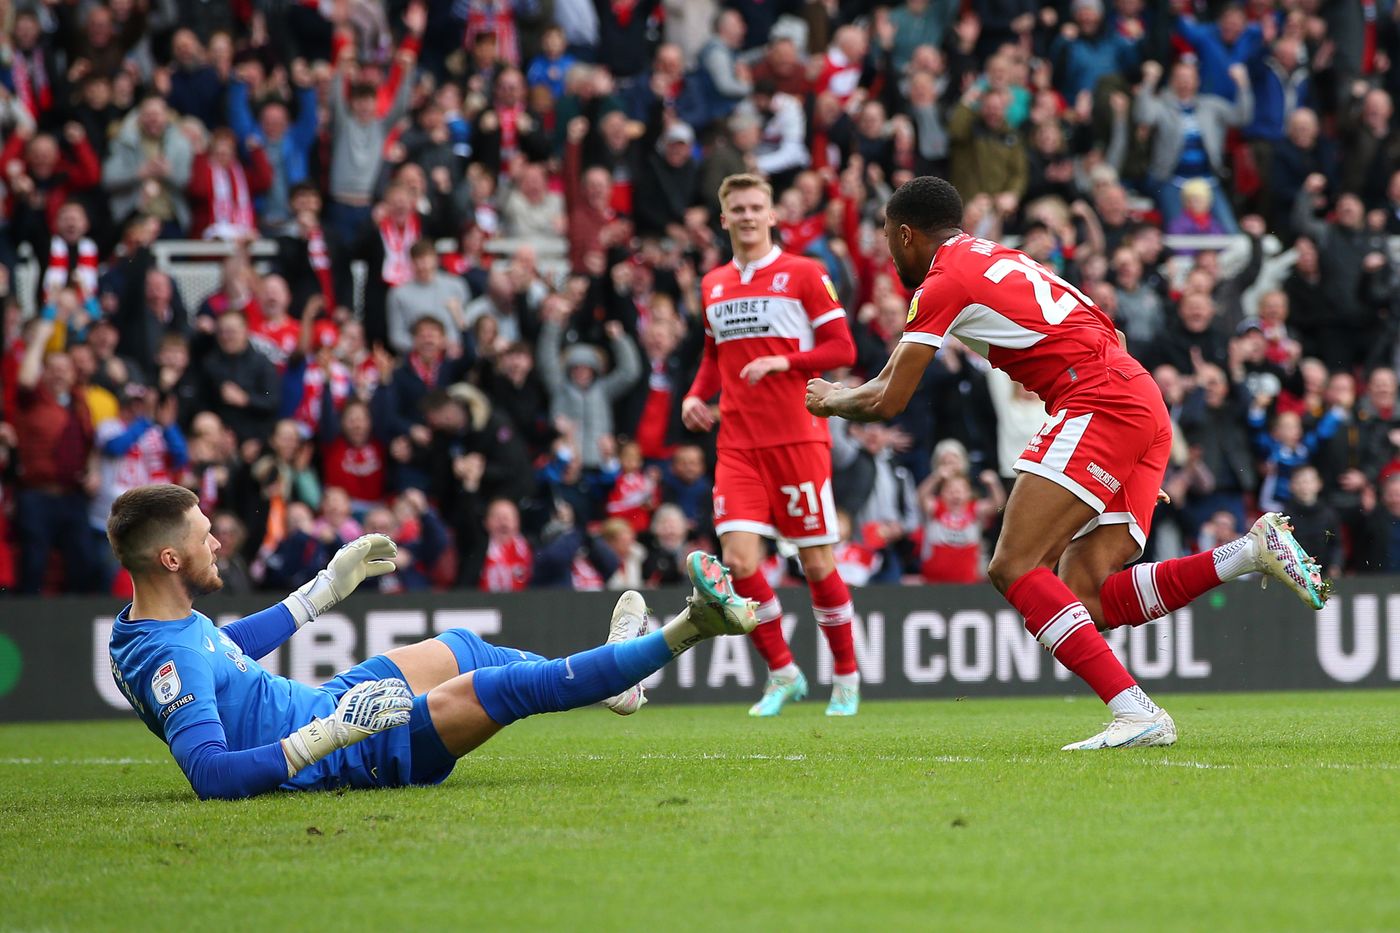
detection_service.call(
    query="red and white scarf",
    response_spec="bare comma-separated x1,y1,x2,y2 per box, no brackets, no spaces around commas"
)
408,351,441,388
379,213,419,285
305,225,336,309
463,1,519,66
12,48,51,120
44,237,98,302
205,160,256,240
294,361,352,436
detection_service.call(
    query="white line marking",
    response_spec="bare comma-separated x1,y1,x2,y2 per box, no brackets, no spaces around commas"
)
0,757,165,765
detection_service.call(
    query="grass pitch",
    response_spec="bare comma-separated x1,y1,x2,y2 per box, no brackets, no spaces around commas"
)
2,691,1397,932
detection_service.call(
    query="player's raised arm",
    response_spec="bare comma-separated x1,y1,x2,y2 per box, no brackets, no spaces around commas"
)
805,340,937,423
277,533,399,628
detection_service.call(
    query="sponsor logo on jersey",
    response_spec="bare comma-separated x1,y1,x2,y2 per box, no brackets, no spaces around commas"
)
907,288,923,324
151,660,180,704
769,272,790,293
1087,462,1122,494
203,636,216,652
225,649,248,673
159,693,195,720
823,275,839,302
710,284,724,299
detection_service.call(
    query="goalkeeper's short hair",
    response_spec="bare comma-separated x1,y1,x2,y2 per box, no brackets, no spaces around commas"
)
107,483,200,572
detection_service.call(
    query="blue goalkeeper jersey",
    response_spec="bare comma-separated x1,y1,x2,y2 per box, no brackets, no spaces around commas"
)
109,605,402,795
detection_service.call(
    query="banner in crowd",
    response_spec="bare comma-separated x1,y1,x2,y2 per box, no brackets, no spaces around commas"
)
1,579,1398,722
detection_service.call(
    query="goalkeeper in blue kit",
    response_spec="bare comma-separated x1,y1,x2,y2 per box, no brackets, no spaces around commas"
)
106,484,756,799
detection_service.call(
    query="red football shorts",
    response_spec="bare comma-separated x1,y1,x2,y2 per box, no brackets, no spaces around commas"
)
1013,371,1172,559
712,442,839,547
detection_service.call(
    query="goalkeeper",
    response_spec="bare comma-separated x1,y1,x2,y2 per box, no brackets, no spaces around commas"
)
106,484,755,799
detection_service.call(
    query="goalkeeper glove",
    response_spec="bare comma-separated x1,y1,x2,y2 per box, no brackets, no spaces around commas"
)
281,533,398,627
281,678,414,777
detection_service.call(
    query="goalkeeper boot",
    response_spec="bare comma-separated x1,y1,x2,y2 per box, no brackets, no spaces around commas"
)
749,669,808,717
825,682,860,717
685,551,759,637
603,590,650,716
1247,512,1332,610
1061,708,1177,750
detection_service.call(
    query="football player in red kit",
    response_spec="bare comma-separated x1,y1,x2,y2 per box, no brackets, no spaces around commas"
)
806,176,1329,748
682,173,862,717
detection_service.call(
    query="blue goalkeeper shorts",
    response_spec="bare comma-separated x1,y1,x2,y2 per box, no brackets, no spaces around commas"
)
292,655,457,791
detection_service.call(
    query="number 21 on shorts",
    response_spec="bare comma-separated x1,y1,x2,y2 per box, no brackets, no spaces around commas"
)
781,482,819,516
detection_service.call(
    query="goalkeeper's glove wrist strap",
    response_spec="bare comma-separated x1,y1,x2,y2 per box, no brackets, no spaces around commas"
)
282,717,337,776
282,571,341,628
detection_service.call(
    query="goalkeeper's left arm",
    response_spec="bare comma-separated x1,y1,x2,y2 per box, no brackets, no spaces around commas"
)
219,535,400,659
169,679,413,800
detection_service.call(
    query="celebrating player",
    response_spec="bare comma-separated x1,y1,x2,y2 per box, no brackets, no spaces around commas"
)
682,173,862,717
806,176,1329,749
106,484,756,799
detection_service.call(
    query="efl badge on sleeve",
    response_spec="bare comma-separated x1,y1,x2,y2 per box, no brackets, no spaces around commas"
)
822,275,839,302
151,660,181,705
907,288,923,324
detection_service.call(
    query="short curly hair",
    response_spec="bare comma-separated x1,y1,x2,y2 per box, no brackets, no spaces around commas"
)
885,176,964,234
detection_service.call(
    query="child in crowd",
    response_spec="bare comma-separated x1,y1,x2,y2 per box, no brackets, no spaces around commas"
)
910,471,1005,584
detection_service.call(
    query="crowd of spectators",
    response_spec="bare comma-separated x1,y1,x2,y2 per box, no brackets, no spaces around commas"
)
5,0,1400,597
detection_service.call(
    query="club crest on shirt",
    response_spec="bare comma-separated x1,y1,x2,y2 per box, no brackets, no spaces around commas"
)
710,284,724,299
769,272,790,293
907,288,923,324
151,660,181,704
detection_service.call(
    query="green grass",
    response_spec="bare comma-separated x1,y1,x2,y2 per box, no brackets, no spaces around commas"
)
2,692,1398,932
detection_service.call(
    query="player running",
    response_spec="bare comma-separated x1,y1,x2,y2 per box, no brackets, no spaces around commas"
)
682,173,862,717
805,177,1329,749
105,484,756,799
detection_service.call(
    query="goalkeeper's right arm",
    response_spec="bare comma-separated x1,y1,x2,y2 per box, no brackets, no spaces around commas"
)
169,679,414,800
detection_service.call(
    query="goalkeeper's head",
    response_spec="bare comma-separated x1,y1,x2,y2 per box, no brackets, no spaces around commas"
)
108,484,224,600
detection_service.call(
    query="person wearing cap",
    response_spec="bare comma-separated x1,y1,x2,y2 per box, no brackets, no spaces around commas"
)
635,119,700,238
91,382,190,591
536,298,641,471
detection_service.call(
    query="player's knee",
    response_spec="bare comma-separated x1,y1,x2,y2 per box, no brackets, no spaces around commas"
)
986,553,1037,594
721,544,760,579
798,547,835,582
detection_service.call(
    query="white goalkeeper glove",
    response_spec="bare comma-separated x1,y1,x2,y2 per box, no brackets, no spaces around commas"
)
281,678,414,777
281,533,398,627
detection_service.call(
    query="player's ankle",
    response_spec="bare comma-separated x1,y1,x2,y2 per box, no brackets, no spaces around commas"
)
659,607,704,656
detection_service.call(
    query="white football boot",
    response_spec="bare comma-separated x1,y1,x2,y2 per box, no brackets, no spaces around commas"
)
603,590,649,715
1061,709,1178,750
1247,512,1331,610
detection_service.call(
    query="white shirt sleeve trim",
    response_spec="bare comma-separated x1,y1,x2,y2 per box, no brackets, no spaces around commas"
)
810,309,847,328
899,331,944,348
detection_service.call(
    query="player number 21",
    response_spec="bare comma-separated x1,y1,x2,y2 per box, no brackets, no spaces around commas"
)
781,482,819,517
983,257,1092,325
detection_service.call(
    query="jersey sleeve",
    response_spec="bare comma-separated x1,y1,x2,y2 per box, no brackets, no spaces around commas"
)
143,646,222,748
899,271,965,350
802,263,846,329
142,646,291,799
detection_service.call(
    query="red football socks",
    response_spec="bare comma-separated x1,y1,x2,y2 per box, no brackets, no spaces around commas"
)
1007,567,1135,703
1098,551,1220,629
733,571,792,671
808,570,857,676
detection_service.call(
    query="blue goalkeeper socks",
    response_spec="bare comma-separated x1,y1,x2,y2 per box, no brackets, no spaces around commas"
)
472,631,673,726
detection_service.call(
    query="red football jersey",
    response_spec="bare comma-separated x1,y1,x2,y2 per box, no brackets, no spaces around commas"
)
700,247,848,450
902,234,1142,411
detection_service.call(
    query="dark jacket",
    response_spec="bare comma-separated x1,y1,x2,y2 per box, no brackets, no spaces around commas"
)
198,345,282,441
1179,385,1256,494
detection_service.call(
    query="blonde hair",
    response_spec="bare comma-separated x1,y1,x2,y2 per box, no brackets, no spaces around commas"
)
1181,177,1213,208
717,173,773,209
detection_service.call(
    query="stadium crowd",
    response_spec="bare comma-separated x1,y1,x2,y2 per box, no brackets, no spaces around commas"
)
4,0,1400,596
